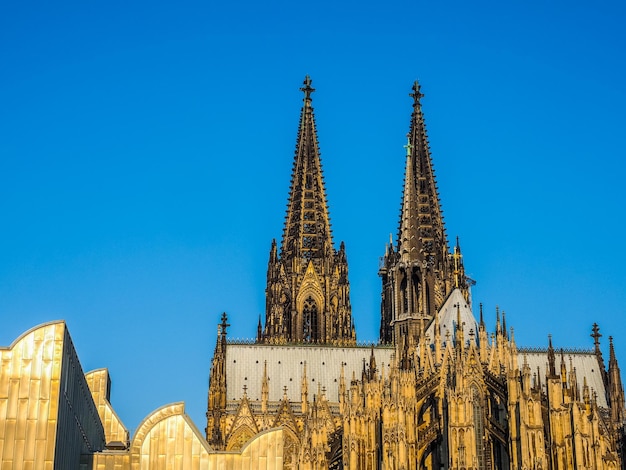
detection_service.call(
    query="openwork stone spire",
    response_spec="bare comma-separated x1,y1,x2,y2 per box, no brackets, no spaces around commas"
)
261,77,355,345
401,81,447,266
279,75,333,261
379,81,467,345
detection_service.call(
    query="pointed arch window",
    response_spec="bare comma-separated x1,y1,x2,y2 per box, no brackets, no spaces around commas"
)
400,270,408,314
472,386,487,470
303,296,319,342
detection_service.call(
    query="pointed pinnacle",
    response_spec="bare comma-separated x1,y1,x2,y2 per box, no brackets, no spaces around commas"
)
609,336,617,362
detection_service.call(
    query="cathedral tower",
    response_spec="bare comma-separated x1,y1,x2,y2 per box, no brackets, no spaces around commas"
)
260,76,355,345
379,81,468,345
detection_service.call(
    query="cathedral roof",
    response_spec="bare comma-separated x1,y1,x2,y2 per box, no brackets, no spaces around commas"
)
224,343,394,403
425,288,477,344
519,349,608,408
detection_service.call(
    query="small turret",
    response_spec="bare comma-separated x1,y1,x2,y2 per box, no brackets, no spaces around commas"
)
547,335,556,378
256,315,263,342
368,347,377,381
206,312,230,448
339,362,346,413
478,303,488,363
608,336,625,425
495,306,501,336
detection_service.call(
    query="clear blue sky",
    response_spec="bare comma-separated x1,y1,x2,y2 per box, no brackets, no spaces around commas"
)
2,1,625,434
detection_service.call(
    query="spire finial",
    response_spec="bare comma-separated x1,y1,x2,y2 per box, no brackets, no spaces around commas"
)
548,334,556,377
410,80,424,107
591,323,602,352
495,306,501,334
479,303,485,328
219,312,230,346
220,312,230,331
300,75,315,104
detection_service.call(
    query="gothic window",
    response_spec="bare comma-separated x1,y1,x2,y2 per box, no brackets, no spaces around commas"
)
411,269,419,314
400,270,408,314
283,309,292,339
458,429,466,467
303,296,319,342
472,386,487,470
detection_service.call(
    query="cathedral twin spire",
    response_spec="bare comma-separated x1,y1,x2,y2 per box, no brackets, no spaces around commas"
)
260,77,467,347
379,81,468,345
261,76,355,345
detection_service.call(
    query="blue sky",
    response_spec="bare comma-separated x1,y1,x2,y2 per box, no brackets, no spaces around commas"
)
2,1,625,434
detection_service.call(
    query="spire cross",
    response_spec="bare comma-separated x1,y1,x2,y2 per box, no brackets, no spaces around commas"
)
220,312,230,333
410,80,424,106
300,75,315,104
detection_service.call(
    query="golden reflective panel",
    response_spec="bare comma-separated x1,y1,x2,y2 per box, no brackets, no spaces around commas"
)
1,322,284,470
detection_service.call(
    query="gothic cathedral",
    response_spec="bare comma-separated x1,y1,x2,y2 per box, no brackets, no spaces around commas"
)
206,77,626,469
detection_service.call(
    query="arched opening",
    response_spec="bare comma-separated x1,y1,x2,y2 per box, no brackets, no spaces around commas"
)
411,268,420,314
400,269,408,314
472,386,487,470
303,296,319,342
226,426,256,451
